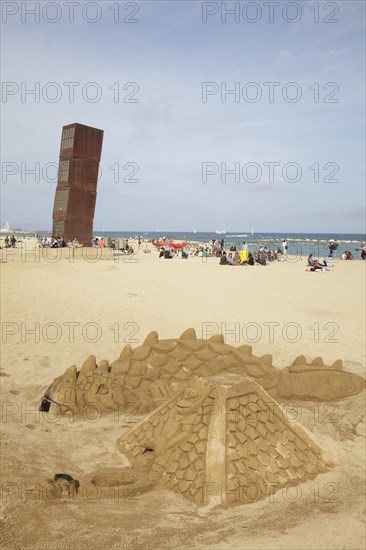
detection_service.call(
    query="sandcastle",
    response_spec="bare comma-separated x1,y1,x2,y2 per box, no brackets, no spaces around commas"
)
118,374,332,507
39,329,365,508
40,328,365,416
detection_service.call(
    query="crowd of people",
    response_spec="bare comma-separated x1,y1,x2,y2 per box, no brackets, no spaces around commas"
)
219,248,279,266
159,247,188,259
306,248,360,272
24,234,365,263
39,236,81,248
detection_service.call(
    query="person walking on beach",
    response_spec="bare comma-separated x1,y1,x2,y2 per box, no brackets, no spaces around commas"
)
328,240,338,258
355,244,366,260
282,239,288,255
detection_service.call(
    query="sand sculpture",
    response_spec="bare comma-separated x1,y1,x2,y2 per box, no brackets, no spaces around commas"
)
117,375,332,506
40,328,365,416
39,329,364,508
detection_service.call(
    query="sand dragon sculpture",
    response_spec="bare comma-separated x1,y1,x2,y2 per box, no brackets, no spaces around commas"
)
40,329,365,507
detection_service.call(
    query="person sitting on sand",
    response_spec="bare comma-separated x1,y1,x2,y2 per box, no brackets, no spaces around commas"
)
307,255,327,268
245,252,254,266
307,255,327,270
159,248,165,258
255,252,267,266
233,252,241,265
219,251,228,265
72,238,82,247
227,253,235,265
345,251,353,260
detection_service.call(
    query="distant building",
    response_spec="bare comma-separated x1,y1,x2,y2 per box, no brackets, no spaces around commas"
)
52,123,104,245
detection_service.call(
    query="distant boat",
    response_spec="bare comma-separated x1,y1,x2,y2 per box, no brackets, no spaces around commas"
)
251,227,254,236
216,230,226,235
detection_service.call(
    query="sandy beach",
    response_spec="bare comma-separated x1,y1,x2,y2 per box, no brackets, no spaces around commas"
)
1,241,365,549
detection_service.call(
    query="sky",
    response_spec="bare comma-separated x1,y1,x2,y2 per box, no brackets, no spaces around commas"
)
1,0,365,233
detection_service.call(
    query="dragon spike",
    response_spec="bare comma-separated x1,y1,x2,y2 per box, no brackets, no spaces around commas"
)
179,328,197,340
97,360,109,372
260,354,273,367
292,355,306,366
331,359,343,370
79,355,96,377
237,345,252,356
119,344,133,360
64,365,77,381
208,334,224,344
144,331,158,345
311,357,324,367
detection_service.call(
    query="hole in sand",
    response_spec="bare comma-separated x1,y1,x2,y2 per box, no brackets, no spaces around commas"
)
143,447,154,454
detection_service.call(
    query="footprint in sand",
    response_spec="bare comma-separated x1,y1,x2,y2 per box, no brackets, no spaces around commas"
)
9,390,20,395
0,370,10,377
26,424,37,430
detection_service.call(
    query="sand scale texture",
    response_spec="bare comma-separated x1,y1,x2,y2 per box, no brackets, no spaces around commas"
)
118,375,331,507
